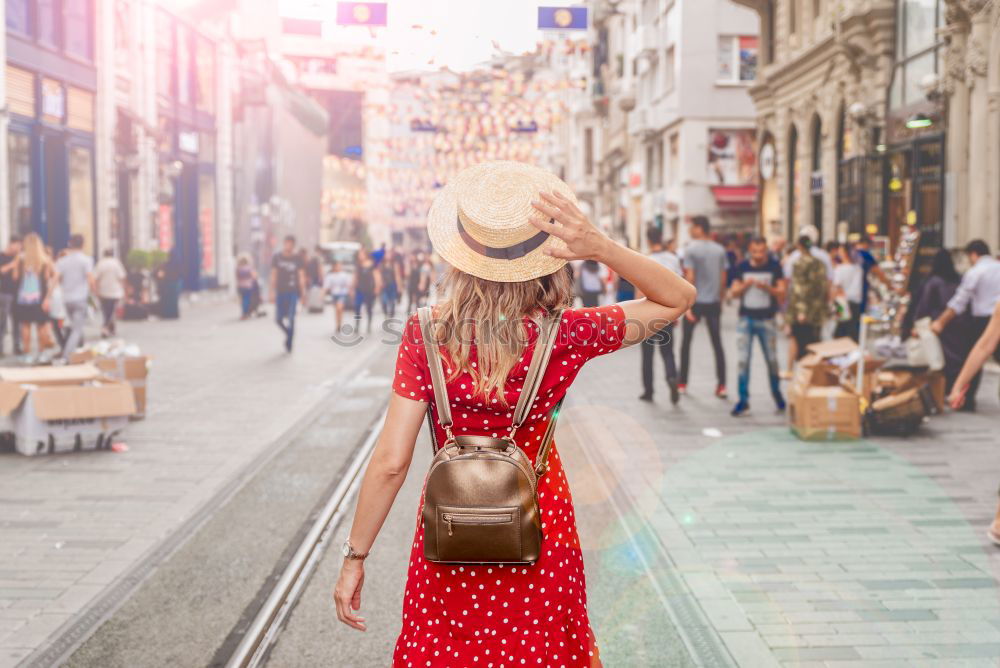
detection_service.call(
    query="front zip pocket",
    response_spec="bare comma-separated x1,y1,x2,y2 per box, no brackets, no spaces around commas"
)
443,512,513,536
433,505,522,563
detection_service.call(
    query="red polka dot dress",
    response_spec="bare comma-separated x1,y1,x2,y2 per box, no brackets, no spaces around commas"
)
390,305,627,668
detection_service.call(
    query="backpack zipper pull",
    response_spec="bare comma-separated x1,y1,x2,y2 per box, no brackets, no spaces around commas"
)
445,514,453,536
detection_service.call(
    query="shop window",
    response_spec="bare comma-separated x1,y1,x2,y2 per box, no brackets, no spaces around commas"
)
717,36,757,83
6,0,30,34
7,132,32,236
68,146,95,255
64,0,93,60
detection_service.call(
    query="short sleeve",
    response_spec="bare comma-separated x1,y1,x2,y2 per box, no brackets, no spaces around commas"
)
392,315,431,402
731,262,745,282
562,304,628,362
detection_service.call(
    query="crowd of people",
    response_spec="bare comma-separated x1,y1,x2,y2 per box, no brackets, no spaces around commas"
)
236,236,439,353
564,216,1000,428
0,233,127,364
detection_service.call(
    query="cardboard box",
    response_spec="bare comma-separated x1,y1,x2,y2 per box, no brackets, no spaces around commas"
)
68,351,149,418
0,365,137,456
875,367,945,414
789,385,862,441
798,339,884,401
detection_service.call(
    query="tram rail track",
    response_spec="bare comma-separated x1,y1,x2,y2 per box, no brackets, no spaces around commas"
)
221,404,388,668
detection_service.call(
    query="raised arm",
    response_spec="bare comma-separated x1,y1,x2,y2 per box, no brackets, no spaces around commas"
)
334,392,426,631
531,191,696,345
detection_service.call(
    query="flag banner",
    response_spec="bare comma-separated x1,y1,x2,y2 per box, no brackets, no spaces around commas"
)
537,6,587,30
337,2,388,26
281,18,322,36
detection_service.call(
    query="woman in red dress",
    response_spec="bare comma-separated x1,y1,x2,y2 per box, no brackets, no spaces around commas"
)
333,161,696,667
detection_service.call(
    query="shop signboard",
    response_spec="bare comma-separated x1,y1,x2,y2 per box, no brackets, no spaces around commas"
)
707,129,757,186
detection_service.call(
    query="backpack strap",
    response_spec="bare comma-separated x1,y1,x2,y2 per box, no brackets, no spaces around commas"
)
510,310,563,434
417,306,454,445
508,310,564,477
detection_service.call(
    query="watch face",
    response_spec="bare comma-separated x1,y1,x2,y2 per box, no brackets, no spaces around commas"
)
342,541,351,557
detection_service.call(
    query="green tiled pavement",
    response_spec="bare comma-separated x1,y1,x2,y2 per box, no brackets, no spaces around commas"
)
565,307,1000,666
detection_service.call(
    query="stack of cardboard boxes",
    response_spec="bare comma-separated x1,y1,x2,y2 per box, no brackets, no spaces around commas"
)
0,364,136,456
68,345,150,418
788,338,941,441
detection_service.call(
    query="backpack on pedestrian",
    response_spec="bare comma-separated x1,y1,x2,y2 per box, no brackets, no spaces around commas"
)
417,306,563,564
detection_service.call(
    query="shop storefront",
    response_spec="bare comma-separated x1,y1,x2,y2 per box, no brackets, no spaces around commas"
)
881,0,946,280
5,0,97,253
155,8,218,290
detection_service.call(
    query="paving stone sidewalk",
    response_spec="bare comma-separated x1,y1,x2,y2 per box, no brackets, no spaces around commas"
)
565,307,1000,667
0,298,399,667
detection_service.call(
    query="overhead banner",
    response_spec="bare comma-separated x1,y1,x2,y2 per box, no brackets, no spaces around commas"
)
537,6,587,30
336,2,388,26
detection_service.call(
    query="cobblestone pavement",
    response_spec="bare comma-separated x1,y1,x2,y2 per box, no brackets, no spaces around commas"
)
562,309,1000,667
0,297,390,667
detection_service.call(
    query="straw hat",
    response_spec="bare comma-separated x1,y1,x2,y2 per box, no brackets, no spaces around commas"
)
427,161,576,283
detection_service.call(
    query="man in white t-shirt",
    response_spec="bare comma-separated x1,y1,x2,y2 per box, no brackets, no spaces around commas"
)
639,226,684,404
55,234,94,359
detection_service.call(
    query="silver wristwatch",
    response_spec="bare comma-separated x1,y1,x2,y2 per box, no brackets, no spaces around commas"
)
341,539,369,561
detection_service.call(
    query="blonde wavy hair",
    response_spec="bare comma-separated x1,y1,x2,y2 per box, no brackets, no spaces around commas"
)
21,233,50,275
432,265,573,405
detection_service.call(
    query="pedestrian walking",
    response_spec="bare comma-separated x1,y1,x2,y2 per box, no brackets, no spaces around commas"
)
331,161,696,668
831,242,863,341
0,236,22,356
12,233,57,361
94,249,127,336
947,298,1000,546
380,249,403,319
353,248,380,334
302,247,325,314
323,260,352,333
55,234,94,360
405,251,427,313
729,237,787,416
639,226,682,403
235,254,257,320
576,259,605,307
787,236,828,358
679,215,728,398
908,249,968,397
931,239,1000,411
781,225,833,364
270,235,306,352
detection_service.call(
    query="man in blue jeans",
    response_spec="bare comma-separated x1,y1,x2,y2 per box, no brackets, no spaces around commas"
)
729,237,787,416
270,235,306,352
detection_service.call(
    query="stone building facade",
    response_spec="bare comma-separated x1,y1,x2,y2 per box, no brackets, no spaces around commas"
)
939,0,1000,251
737,0,1000,258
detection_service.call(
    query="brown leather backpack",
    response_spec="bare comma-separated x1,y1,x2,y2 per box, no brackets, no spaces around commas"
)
417,306,563,564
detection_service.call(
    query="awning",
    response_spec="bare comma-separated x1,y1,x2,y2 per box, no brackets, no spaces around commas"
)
711,185,758,209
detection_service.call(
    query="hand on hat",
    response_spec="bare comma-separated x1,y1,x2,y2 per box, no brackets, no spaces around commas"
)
530,192,610,262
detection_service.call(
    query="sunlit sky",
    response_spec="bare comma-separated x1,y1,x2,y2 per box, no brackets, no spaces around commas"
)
279,0,582,71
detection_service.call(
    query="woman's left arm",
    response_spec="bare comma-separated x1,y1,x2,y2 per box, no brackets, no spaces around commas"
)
334,392,427,631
